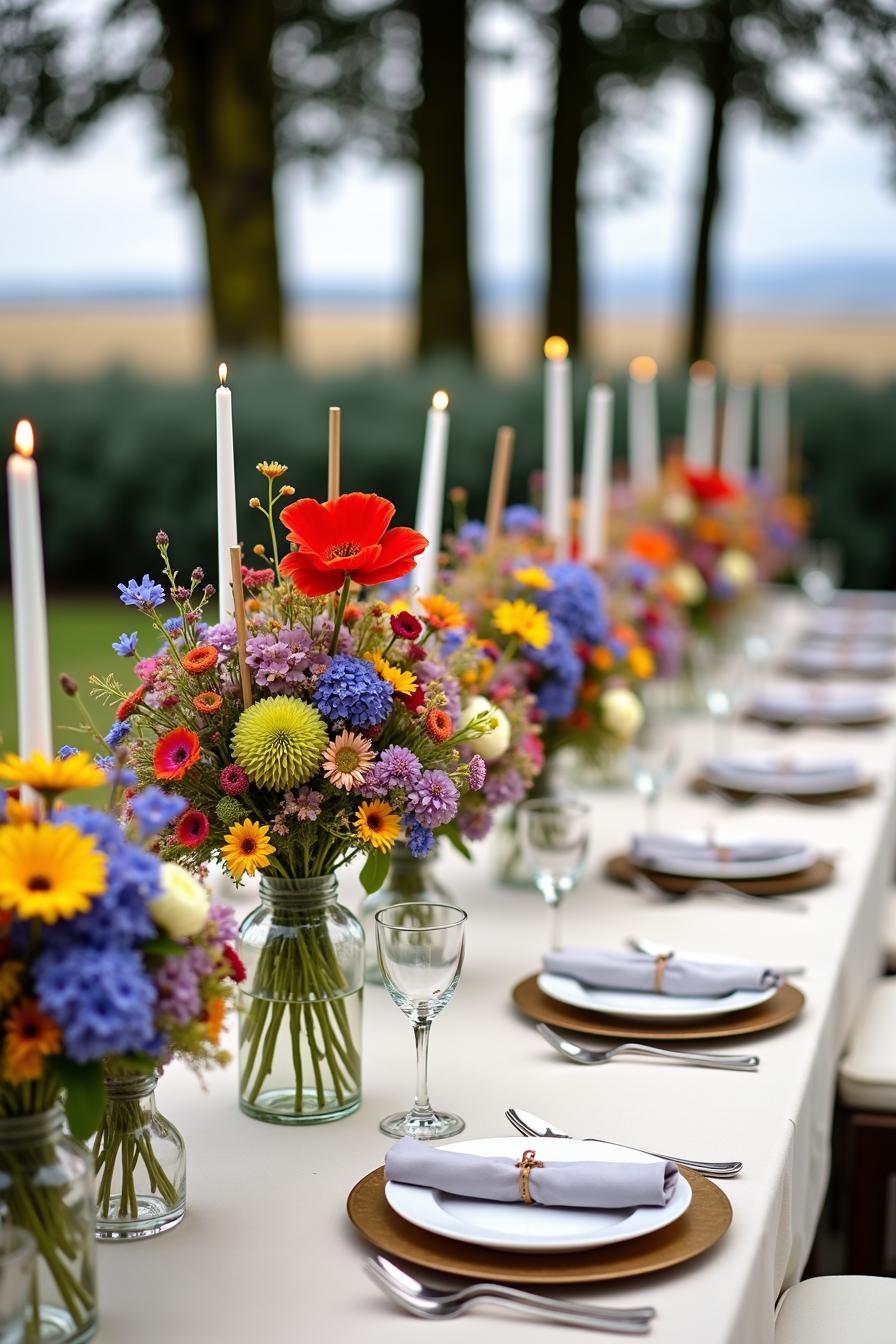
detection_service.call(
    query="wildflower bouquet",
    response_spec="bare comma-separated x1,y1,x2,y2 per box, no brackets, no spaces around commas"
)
0,752,239,1339
86,477,493,1123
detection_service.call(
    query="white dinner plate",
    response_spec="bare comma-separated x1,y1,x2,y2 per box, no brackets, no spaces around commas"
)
703,755,864,796
537,970,778,1022
633,832,813,880
384,1136,692,1254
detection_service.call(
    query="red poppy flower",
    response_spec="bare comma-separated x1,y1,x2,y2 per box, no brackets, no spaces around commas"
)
153,727,201,781
279,493,428,598
397,687,425,716
117,684,146,722
683,467,739,503
175,809,210,849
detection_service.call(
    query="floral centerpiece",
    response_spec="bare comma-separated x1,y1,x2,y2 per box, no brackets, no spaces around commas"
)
88,475,493,1124
0,750,239,1340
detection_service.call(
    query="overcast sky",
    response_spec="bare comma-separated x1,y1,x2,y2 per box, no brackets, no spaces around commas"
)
1,3,894,297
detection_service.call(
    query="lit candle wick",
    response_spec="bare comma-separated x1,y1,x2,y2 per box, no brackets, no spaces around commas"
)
432,390,449,411
13,420,34,458
218,363,228,387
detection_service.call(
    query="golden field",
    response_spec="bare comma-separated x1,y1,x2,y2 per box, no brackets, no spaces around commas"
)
0,301,893,379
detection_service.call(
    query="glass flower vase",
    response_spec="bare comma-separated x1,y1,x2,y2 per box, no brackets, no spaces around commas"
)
359,841,449,984
0,1107,96,1344
92,1073,185,1240
238,874,364,1124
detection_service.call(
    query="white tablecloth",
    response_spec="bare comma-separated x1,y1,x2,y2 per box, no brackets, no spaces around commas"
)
95,596,896,1344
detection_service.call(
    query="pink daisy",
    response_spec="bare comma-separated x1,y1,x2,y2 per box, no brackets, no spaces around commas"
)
321,731,374,792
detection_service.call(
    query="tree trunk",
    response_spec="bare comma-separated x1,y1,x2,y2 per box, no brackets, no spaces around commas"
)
156,0,283,355
545,0,590,354
412,0,474,357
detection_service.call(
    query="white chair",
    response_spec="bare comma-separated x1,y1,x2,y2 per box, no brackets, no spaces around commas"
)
775,1275,896,1341
837,977,896,1272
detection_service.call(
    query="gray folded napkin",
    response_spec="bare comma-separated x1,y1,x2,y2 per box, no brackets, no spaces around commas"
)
385,1136,678,1209
631,833,804,867
787,645,895,674
704,754,859,792
751,687,883,721
543,949,780,997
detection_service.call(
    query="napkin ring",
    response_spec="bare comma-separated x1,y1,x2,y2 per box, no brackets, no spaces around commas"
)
654,952,673,993
516,1149,544,1204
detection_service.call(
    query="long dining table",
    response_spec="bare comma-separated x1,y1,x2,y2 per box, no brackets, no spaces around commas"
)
95,592,895,1344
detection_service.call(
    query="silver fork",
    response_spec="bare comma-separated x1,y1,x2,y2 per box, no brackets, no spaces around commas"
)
631,870,809,913
536,1022,759,1072
364,1256,655,1333
506,1107,742,1179
626,934,806,979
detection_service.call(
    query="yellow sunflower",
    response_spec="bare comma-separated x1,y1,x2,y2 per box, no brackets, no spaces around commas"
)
0,822,107,923
364,652,418,697
418,594,467,631
493,599,552,650
512,566,554,591
629,646,655,680
221,819,276,880
0,751,106,794
355,800,400,853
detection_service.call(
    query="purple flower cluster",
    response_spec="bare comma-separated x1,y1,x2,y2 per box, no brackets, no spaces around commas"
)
367,745,421,794
406,770,459,828
483,767,526,807
246,626,322,693
273,786,323,833
205,621,239,659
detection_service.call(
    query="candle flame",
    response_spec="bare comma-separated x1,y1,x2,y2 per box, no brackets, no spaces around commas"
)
13,420,34,458
432,390,450,411
689,359,715,383
544,336,569,362
629,355,657,383
218,363,228,386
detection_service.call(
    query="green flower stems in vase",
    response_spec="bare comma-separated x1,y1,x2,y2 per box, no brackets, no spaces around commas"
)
92,1075,184,1237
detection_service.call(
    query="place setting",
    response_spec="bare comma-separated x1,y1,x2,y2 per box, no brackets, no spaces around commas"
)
781,640,896,680
692,750,875,805
745,683,891,730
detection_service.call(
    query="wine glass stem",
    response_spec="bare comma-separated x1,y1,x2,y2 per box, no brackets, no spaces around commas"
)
545,889,562,952
411,1021,433,1118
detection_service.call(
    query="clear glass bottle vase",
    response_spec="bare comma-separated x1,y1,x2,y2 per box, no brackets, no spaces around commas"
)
92,1073,185,1240
359,841,449,983
238,873,364,1125
0,1107,96,1344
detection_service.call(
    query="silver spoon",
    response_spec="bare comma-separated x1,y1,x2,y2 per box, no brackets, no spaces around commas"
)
506,1107,743,1179
535,1022,759,1072
364,1256,654,1332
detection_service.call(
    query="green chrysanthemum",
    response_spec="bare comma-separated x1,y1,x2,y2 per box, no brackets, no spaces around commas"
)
231,697,328,792
215,796,245,827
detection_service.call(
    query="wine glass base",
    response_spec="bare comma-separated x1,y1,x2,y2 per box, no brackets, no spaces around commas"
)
379,1109,465,1140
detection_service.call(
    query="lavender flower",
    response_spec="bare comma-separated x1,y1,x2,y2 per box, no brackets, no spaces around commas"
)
155,955,202,1026
204,621,239,658
457,800,493,841
406,769,459,828
246,626,319,693
467,755,487,791
483,767,526,807
369,745,421,793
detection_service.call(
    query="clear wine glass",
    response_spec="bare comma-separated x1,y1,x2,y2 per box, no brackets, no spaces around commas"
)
797,541,843,607
375,903,467,1141
629,685,679,832
517,799,590,952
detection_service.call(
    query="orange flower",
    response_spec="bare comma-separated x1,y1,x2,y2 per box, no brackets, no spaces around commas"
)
626,527,678,568
117,684,146,722
193,691,223,715
419,594,467,630
206,996,227,1047
425,709,453,743
591,647,615,672
694,517,727,546
565,709,591,731
610,623,637,648
2,1000,61,1085
280,492,427,597
153,727,201,781
182,646,218,675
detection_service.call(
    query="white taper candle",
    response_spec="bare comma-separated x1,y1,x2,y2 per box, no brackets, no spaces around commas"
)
7,420,52,760
759,368,789,492
685,360,716,468
720,375,753,478
543,336,573,560
216,364,238,623
627,356,659,492
414,390,450,598
581,383,613,566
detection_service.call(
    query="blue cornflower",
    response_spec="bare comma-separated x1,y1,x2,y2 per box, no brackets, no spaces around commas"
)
104,719,131,748
34,945,158,1062
57,745,79,760
404,816,436,858
131,786,187,838
163,616,183,635
458,520,486,547
539,562,607,644
313,655,393,728
112,632,139,657
502,504,542,534
118,575,165,609
94,754,114,770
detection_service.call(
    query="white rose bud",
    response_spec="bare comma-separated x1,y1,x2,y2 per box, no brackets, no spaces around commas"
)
717,549,757,592
150,863,211,940
458,694,512,762
601,687,644,741
667,561,706,607
661,491,697,526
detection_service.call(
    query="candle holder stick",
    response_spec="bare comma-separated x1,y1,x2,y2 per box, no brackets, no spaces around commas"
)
328,407,341,502
485,426,515,549
229,546,253,710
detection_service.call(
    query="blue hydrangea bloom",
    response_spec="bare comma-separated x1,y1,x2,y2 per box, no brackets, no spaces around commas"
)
104,719,131,748
131,787,187,838
458,520,486,547
313,655,393,728
502,504,542,534
538,562,607,645
112,632,139,657
57,745,79,760
525,624,583,721
118,575,165,609
404,817,436,858
34,945,157,1062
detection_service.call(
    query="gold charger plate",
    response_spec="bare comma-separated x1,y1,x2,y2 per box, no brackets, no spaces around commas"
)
512,975,805,1041
693,776,875,806
745,711,891,731
604,852,834,897
347,1165,731,1284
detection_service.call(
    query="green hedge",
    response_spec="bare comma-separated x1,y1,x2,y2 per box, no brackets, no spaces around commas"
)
1,362,894,591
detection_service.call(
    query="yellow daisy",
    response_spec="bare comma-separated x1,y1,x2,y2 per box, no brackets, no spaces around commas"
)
512,566,554,591
418,594,467,630
354,800,401,853
629,646,655,680
221,819,276,881
0,822,107,923
364,652,418,697
0,752,106,795
493,599,552,650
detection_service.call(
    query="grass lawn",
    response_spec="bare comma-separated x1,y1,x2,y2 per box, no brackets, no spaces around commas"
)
0,595,127,754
